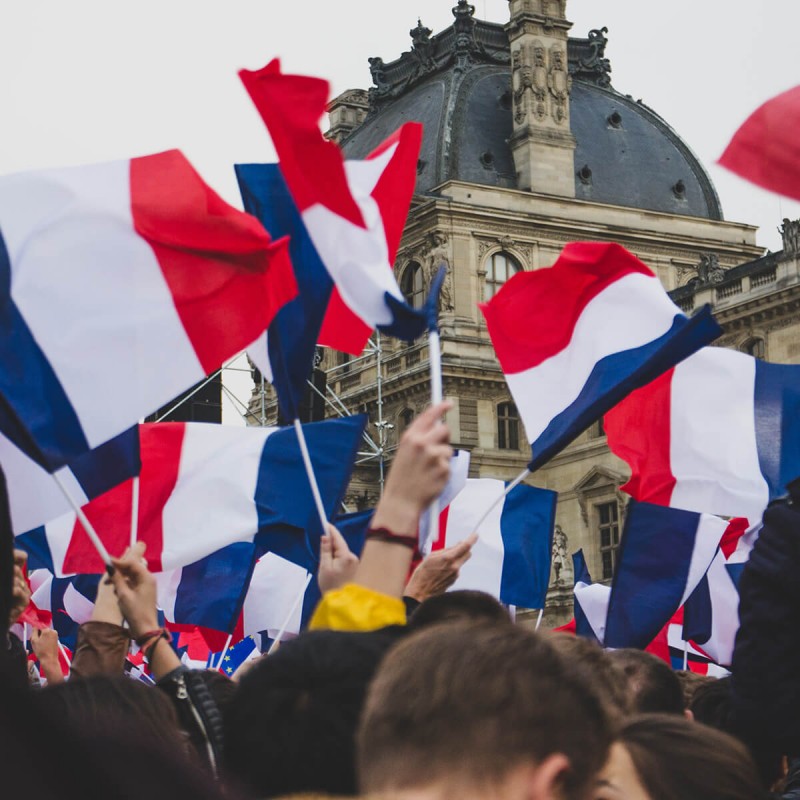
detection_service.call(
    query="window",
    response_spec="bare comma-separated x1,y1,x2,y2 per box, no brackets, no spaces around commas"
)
741,337,765,360
339,351,351,374
497,401,520,450
589,418,605,439
401,262,425,309
484,251,521,300
597,501,620,580
398,408,415,434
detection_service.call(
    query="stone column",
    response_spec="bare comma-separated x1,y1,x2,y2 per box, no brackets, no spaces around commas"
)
506,0,576,196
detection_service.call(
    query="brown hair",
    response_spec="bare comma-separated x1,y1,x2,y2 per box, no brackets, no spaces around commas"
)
619,714,765,800
674,669,714,708
358,622,613,800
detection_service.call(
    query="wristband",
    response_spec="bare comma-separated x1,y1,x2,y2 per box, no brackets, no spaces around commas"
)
135,628,168,648
366,526,418,551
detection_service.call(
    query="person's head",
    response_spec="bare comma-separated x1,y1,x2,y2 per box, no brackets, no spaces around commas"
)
358,622,613,800
548,633,631,719
223,627,401,798
606,649,683,715
595,713,763,800
673,669,714,708
408,589,512,629
37,675,184,751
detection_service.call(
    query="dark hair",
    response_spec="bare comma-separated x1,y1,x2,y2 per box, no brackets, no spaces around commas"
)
223,627,402,798
358,622,613,800
548,633,630,719
409,589,512,629
37,675,184,754
619,714,765,800
607,649,684,715
674,669,714,708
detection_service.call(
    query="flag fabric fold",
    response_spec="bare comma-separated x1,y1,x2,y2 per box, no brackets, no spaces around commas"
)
604,348,800,522
572,550,610,643
604,501,728,650
0,149,296,470
480,242,722,471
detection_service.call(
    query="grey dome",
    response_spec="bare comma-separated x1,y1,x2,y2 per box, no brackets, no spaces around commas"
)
339,13,722,220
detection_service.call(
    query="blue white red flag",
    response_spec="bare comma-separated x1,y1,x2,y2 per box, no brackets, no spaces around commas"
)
480,242,721,471
237,59,428,418
605,347,800,522
572,549,610,643
0,150,296,469
429,477,556,608
604,501,728,649
1,426,140,537
17,416,365,577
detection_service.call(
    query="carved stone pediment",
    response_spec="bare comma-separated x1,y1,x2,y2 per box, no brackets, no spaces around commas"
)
573,465,627,526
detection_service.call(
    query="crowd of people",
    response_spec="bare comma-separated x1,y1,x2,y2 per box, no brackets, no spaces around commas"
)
2,400,798,799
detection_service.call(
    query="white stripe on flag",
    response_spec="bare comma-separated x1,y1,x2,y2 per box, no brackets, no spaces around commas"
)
63,583,94,624
242,552,309,638
0,159,205,448
506,273,682,445
670,349,767,521
679,513,730,606
155,567,182,622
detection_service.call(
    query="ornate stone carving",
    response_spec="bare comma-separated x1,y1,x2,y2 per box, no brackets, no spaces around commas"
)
551,525,572,586
780,218,800,256
547,45,571,124
420,230,454,312
513,41,548,124
409,19,438,75
696,253,725,285
368,57,390,98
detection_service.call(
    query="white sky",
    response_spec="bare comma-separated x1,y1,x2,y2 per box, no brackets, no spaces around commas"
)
3,1,799,421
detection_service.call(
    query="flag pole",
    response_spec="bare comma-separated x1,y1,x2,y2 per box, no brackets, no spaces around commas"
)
683,635,689,671
130,475,140,548
266,572,313,656
535,607,545,631
292,418,329,537
215,633,233,672
51,472,112,568
58,641,71,668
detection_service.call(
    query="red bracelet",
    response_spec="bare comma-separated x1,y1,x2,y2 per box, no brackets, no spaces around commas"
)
134,628,168,648
366,526,418,551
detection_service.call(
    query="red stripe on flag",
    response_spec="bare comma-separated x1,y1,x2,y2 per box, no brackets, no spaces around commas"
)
239,60,365,226
604,367,676,506
318,287,372,355
63,423,185,573
720,517,749,559
479,242,655,374
719,85,800,202
130,150,298,374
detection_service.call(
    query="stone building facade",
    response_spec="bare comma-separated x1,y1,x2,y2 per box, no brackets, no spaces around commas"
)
249,1,800,626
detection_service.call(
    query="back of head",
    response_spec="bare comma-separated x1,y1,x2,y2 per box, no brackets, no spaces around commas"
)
607,649,684,715
674,669,714,708
408,589,511,629
548,633,630,719
619,713,763,800
223,627,402,798
358,622,613,800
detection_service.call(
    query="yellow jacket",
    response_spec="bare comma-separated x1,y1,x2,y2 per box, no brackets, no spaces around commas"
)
309,583,406,632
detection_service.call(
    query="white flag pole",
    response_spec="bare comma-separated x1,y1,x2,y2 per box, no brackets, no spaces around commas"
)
215,633,234,672
535,607,545,631
424,326,444,554
58,641,72,668
292,418,329,537
130,475,140,549
52,472,112,568
683,636,689,671
267,572,313,656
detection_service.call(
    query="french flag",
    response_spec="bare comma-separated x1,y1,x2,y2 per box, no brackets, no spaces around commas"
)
1,427,140,538
480,242,721,471
604,348,800,522
17,416,365,577
572,550,610,643
0,149,296,470
604,501,728,649
237,60,427,417
430,478,557,608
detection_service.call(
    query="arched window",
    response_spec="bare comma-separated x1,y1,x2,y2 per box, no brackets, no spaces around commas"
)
398,408,415,434
497,401,520,450
741,337,766,360
400,262,425,309
484,251,521,301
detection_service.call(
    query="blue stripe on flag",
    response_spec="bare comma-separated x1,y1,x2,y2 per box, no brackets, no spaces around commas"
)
0,228,89,470
529,307,721,471
15,526,54,572
725,562,745,589
235,164,335,421
683,573,713,644
604,501,704,649
572,549,594,640
498,484,557,608
754,360,800,500
68,426,141,499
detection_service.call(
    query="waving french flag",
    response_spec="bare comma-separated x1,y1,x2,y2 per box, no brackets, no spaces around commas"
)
237,59,427,418
17,416,365,577
605,348,800,522
430,478,557,608
480,243,721,471
0,149,296,470
572,550,610,643
604,501,728,649
1,426,139,537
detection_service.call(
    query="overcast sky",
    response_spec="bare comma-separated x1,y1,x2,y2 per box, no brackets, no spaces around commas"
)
3,1,799,421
